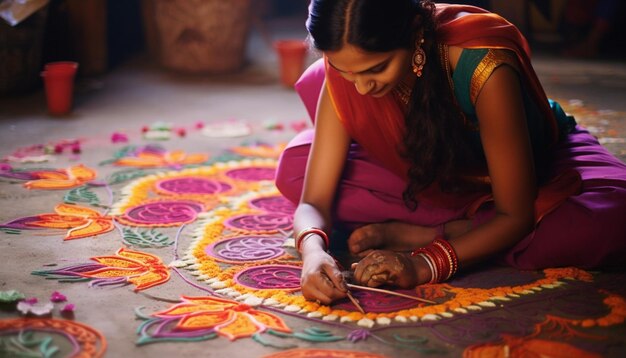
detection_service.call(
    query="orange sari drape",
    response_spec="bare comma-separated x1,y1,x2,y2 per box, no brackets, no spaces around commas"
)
326,4,558,181
325,4,576,217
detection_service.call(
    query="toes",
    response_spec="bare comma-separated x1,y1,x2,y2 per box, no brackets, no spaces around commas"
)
348,225,382,254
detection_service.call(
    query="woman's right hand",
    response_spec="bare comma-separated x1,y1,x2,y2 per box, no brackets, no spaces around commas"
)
300,249,348,304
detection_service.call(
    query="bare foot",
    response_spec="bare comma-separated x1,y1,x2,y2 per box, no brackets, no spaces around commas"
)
347,219,474,257
347,222,435,257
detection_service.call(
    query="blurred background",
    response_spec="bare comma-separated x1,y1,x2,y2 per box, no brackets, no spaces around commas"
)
1,0,625,96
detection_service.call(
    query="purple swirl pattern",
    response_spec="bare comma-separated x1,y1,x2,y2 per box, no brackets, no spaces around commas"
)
205,236,286,263
123,200,203,225
225,167,275,181
249,196,295,215
234,265,301,291
224,213,292,232
333,289,421,313
156,177,232,195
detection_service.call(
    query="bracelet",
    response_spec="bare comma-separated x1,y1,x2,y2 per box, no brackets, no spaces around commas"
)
295,227,329,252
433,237,458,278
410,235,458,283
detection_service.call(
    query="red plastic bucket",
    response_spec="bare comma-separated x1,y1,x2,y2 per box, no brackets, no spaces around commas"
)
273,40,308,88
41,61,78,116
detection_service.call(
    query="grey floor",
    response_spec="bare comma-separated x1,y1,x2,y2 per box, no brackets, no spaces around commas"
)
1,16,626,358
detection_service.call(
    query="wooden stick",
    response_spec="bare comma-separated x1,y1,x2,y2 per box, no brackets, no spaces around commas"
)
319,271,366,313
346,290,365,313
347,283,437,305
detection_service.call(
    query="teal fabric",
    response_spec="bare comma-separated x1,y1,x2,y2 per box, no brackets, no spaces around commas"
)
451,48,576,178
452,48,487,117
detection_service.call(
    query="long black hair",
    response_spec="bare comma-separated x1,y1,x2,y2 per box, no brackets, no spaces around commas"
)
307,0,476,209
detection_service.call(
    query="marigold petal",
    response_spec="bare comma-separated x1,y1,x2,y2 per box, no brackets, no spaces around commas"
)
116,247,163,265
24,178,81,190
115,157,163,167
80,267,145,279
177,311,233,331
247,310,291,333
180,296,240,310
65,219,114,240
55,203,102,218
128,268,170,291
28,214,87,229
90,256,144,269
68,165,97,181
216,312,262,341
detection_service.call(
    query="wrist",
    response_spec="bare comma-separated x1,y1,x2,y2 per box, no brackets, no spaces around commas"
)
410,235,458,283
411,253,434,284
300,234,328,258
295,227,329,253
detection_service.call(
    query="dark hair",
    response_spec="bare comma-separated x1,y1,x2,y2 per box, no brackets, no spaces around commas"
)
307,0,476,209
307,0,417,52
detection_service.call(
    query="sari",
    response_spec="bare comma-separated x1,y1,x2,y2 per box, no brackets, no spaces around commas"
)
276,4,626,269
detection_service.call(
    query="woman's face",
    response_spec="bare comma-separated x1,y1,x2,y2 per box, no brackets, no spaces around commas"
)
325,44,412,97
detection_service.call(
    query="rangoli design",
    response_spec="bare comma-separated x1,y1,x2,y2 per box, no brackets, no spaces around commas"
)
262,349,387,358
118,199,204,227
138,158,624,355
229,142,287,158
0,164,96,189
0,318,107,358
109,159,278,224
171,162,606,328
137,295,291,343
206,236,288,263
112,146,209,168
5,138,624,355
32,248,170,291
0,203,114,240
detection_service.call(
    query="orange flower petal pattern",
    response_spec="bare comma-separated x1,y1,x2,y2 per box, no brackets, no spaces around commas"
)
1,203,114,240
79,248,170,291
152,295,291,341
114,149,208,168
24,164,96,190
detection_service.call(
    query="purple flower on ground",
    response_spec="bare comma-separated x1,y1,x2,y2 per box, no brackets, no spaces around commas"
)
50,291,67,302
347,329,371,343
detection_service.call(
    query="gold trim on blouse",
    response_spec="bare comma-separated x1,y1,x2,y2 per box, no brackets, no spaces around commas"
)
470,49,519,105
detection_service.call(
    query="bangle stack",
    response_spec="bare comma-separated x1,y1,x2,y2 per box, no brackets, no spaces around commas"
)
411,235,458,283
295,227,329,252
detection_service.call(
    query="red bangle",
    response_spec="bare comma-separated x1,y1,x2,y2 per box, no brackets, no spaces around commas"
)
295,227,329,252
410,235,458,283
433,237,458,278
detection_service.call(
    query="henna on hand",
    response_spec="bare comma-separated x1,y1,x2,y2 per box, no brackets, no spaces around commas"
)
352,250,418,288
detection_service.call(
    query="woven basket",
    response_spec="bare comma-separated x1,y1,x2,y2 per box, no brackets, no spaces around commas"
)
151,0,252,74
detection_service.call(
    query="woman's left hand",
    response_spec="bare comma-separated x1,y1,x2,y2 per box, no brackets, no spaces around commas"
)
351,250,420,288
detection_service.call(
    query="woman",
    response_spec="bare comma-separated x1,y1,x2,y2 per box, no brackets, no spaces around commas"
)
275,0,626,304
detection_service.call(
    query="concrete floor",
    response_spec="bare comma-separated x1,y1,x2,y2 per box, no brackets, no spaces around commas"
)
1,16,626,358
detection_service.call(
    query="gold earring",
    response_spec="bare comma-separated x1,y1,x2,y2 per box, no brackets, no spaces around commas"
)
412,38,426,77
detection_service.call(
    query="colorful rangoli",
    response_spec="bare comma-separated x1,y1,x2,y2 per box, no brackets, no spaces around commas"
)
106,156,626,355
0,318,107,358
1,137,624,356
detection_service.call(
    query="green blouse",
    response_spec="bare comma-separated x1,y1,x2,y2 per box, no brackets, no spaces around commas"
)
450,48,575,177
